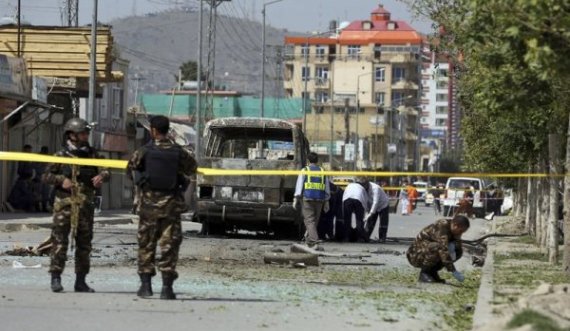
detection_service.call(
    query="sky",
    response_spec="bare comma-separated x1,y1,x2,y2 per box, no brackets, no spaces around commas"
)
0,0,433,33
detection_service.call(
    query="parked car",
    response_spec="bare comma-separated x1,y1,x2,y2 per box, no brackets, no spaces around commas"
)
195,117,310,238
413,181,429,202
442,177,488,218
424,190,434,206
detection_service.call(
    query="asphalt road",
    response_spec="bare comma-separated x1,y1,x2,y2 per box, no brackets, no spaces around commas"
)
0,205,486,331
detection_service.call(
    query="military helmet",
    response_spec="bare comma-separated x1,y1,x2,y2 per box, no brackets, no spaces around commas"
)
63,117,91,134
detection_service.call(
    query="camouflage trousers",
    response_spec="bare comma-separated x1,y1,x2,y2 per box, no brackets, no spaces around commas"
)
406,243,463,270
137,211,182,278
49,198,94,274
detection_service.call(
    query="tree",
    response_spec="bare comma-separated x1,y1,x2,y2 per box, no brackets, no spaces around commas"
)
176,60,209,83
404,0,570,266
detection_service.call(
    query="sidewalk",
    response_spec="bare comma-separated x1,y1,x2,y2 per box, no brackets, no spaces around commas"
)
0,209,136,229
472,216,570,331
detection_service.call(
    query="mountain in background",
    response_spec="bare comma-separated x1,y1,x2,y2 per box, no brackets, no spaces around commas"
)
110,8,301,104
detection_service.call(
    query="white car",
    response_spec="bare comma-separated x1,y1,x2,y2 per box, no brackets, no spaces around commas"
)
442,177,488,218
413,181,428,202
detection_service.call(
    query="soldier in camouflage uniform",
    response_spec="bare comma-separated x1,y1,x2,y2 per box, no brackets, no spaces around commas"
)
42,118,109,293
127,115,197,300
406,215,470,283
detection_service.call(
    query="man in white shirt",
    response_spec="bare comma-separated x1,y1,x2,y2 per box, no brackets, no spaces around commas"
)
365,181,390,242
341,178,370,242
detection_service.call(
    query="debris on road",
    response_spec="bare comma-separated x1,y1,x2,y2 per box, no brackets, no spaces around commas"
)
12,261,42,269
263,252,319,266
3,246,37,256
290,243,371,258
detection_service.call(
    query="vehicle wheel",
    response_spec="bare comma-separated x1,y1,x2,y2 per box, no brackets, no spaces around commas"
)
201,217,226,236
274,222,305,240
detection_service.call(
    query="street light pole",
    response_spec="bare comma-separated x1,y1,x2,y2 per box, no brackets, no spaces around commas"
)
261,0,283,118
302,38,309,131
87,0,98,127
196,0,203,160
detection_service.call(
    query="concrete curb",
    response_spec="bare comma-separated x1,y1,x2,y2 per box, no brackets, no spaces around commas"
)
471,239,496,330
471,214,500,330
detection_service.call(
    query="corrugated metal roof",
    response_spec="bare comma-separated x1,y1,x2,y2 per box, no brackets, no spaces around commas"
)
140,94,305,121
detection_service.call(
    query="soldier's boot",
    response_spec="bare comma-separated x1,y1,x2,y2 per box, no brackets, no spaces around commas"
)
418,269,436,283
160,273,176,300
137,273,153,297
74,272,95,293
429,270,446,284
50,272,64,293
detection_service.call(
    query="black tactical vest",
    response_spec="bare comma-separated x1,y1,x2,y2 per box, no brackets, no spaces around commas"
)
61,146,99,187
144,144,181,191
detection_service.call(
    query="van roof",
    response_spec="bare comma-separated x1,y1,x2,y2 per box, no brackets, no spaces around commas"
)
447,177,483,181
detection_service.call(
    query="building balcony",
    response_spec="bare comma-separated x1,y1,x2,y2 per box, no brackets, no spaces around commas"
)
391,80,419,90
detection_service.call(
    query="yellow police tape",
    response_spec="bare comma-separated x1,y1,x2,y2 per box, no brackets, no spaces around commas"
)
0,151,561,178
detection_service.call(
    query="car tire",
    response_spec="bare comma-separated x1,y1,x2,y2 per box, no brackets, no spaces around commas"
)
201,217,226,236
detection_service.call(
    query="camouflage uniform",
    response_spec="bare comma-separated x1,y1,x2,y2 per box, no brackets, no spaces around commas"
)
127,139,197,278
406,218,463,273
42,143,109,274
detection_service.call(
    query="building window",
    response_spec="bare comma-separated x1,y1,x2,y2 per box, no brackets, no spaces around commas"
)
436,106,449,114
375,67,385,82
392,91,405,105
301,45,309,57
316,45,326,59
112,87,124,119
392,67,407,83
438,68,448,77
316,91,329,103
301,92,310,101
375,92,385,105
315,66,329,81
436,118,447,126
302,66,310,81
436,93,448,102
347,45,361,59
436,80,448,90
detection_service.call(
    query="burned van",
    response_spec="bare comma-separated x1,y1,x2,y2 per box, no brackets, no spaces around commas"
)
195,117,309,237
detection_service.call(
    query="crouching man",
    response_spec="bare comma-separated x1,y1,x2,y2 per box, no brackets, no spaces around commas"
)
406,215,470,283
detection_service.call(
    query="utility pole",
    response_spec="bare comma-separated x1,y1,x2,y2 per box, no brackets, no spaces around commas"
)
87,0,98,127
261,0,283,117
302,39,309,131
329,63,335,169
196,0,204,159
65,0,79,27
16,0,21,57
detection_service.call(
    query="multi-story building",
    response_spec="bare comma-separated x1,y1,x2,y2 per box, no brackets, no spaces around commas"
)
418,42,461,172
284,5,422,170
419,45,450,171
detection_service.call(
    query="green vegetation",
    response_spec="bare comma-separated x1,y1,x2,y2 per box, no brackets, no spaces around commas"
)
508,235,537,245
494,250,547,264
404,0,570,173
508,309,570,331
207,263,481,330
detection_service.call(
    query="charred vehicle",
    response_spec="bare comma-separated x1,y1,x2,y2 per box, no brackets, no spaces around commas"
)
195,117,309,237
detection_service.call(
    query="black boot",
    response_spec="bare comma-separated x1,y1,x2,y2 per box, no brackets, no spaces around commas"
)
50,272,63,293
74,272,95,293
137,273,153,297
160,273,176,300
418,270,436,283
429,270,446,284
